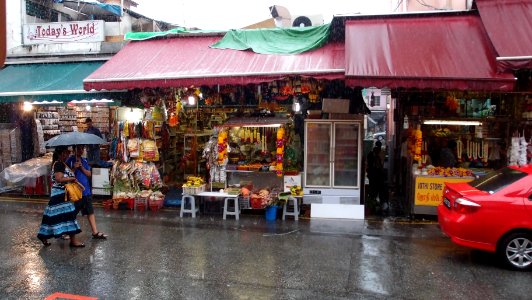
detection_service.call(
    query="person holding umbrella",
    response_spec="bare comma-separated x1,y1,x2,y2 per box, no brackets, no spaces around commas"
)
66,144,108,240
37,146,84,247
84,118,103,166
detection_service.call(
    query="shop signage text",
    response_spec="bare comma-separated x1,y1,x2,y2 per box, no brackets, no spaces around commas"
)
414,176,473,206
23,20,105,45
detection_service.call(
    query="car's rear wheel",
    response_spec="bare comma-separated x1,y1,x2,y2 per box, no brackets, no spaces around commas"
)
498,232,532,271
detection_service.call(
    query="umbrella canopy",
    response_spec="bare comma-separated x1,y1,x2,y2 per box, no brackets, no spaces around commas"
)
44,132,105,148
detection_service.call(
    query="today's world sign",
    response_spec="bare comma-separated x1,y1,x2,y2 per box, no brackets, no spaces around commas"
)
23,20,105,45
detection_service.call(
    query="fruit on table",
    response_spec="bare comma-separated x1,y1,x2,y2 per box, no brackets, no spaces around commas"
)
290,185,303,196
182,176,204,187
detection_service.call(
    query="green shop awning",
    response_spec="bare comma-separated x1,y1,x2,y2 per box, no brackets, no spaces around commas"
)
0,61,124,103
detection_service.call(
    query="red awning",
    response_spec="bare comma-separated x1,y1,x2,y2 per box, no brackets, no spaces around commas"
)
476,0,532,70
83,36,345,91
344,14,515,91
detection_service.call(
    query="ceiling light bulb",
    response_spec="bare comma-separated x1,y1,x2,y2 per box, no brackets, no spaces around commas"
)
23,102,33,112
188,95,196,106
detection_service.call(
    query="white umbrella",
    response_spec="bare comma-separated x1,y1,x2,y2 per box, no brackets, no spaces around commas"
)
44,132,105,148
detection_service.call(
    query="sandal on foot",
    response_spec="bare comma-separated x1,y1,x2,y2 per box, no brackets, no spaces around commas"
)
69,243,85,248
38,237,51,247
92,232,108,239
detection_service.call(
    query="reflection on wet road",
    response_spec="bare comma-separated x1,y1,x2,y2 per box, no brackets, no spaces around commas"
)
0,200,530,299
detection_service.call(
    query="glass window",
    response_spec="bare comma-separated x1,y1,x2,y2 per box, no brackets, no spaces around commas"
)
470,167,527,193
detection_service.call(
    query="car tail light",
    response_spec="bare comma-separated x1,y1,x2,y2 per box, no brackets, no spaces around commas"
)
453,198,481,213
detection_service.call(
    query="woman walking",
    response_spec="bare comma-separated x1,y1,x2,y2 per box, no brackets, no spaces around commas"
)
37,146,85,247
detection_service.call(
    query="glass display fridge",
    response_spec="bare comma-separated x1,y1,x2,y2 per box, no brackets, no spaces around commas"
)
303,119,364,219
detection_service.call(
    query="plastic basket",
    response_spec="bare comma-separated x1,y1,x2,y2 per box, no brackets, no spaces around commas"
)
182,184,206,195
135,196,148,211
239,196,250,210
148,198,164,209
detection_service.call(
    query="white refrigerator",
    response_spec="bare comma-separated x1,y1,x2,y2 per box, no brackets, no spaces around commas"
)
303,119,364,219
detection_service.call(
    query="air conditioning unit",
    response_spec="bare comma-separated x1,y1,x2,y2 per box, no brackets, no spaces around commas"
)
291,15,324,27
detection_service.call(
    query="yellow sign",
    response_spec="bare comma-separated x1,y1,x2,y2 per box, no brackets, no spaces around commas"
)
414,176,474,206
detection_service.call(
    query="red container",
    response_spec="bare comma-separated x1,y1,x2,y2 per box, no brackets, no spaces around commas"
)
136,203,146,212
149,199,164,209
149,204,160,212
103,200,112,210
250,196,264,209
125,198,135,210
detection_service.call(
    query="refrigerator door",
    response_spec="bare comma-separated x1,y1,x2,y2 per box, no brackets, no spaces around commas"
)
304,122,332,187
333,122,360,188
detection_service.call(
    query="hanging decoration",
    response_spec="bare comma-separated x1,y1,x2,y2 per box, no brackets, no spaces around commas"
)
413,125,423,163
276,127,285,177
456,139,463,163
217,129,228,165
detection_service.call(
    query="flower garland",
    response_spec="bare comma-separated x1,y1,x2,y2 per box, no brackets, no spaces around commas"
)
427,167,473,177
483,142,489,164
217,129,228,165
276,127,285,177
421,141,428,165
413,126,422,163
456,140,463,162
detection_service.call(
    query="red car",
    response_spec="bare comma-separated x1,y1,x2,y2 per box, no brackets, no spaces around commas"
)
438,164,532,271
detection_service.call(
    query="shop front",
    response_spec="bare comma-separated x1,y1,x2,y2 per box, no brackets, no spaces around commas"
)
341,11,525,215
0,61,128,194
83,27,371,219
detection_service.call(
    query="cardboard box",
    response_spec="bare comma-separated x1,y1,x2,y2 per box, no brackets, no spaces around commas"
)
283,174,301,192
322,98,350,113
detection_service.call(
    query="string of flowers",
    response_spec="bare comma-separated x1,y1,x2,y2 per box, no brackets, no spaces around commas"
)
456,139,463,162
413,126,423,163
276,127,285,177
217,129,228,165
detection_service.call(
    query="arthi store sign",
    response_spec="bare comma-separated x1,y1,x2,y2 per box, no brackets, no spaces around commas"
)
23,20,104,45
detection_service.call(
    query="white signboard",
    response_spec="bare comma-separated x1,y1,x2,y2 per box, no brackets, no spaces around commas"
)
23,20,105,45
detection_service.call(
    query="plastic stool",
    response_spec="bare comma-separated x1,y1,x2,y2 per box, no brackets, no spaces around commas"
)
180,195,199,218
223,197,239,220
282,196,299,221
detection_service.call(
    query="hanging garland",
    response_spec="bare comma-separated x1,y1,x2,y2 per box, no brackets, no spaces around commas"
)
413,126,423,163
217,129,228,165
456,140,463,163
276,127,285,177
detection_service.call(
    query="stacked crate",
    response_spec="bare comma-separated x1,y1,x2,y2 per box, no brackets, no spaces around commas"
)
0,127,22,171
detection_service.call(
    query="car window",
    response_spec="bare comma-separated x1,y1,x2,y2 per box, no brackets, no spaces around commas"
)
469,167,527,194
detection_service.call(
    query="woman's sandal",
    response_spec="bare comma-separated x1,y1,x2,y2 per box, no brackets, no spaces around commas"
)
69,242,85,248
38,237,51,247
92,232,108,239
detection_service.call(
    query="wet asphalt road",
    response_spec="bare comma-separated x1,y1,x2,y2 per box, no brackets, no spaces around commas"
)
0,197,531,300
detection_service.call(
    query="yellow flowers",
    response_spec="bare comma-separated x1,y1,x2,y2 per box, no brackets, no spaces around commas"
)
217,129,228,165
276,127,285,177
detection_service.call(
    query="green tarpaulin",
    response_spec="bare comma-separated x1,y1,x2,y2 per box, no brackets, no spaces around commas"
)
210,24,330,54
125,28,225,41
124,24,331,55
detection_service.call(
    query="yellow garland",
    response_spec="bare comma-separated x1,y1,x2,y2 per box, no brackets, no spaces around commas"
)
217,130,228,165
413,126,422,162
276,127,285,176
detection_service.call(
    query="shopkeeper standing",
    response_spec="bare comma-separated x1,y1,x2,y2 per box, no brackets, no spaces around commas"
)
439,140,458,168
84,118,102,165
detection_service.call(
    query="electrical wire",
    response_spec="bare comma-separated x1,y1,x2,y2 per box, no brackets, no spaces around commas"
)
394,0,404,12
415,0,445,10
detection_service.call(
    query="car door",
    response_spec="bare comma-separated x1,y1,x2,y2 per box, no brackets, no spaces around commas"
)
526,188,532,221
